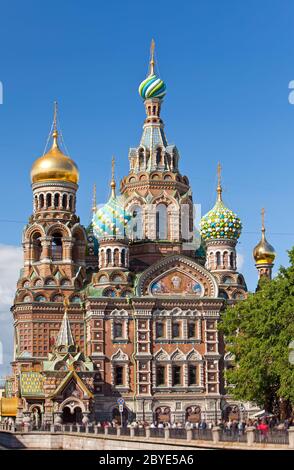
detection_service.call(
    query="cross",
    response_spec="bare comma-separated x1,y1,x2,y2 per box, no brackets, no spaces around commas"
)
217,162,222,187
150,39,155,75
53,101,58,131
261,208,265,230
112,156,115,181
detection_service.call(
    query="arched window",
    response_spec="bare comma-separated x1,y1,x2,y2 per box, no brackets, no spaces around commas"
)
51,231,63,261
62,194,67,210
113,321,123,339
106,248,112,266
34,195,38,211
230,252,234,269
131,206,143,240
216,252,221,267
69,195,73,211
39,194,44,209
54,193,60,208
121,249,126,266
156,204,168,240
32,232,42,262
46,193,52,208
114,248,119,266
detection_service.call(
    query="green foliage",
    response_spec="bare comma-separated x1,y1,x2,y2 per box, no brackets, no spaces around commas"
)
219,247,294,413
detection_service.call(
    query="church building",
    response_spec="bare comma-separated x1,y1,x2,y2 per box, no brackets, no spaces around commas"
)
4,41,276,426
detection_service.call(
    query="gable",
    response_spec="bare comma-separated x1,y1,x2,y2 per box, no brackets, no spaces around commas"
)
136,254,218,298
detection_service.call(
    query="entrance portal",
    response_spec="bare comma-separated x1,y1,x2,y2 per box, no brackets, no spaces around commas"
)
62,406,83,424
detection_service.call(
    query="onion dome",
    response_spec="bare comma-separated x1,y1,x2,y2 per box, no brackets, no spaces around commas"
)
31,102,79,184
138,39,166,100
253,209,275,264
92,158,132,239
200,164,242,241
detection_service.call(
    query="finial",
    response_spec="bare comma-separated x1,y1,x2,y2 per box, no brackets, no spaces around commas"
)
110,156,116,197
149,39,155,76
52,101,59,149
217,162,222,201
92,183,97,213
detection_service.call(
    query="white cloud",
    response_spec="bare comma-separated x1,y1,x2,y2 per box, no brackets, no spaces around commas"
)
0,244,22,372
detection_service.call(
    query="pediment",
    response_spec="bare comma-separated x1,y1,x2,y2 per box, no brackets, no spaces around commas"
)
136,255,218,298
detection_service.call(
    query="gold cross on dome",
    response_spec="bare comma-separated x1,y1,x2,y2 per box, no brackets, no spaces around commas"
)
261,207,265,230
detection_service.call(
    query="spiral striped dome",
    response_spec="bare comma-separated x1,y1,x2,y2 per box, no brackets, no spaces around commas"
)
92,196,132,240
200,200,242,241
139,74,166,100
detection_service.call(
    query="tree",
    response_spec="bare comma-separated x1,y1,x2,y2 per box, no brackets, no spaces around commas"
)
219,247,294,417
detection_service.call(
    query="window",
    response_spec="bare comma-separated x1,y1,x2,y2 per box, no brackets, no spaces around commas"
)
115,366,124,386
51,232,63,261
156,204,168,240
131,206,143,240
156,365,165,386
172,365,182,386
172,321,180,338
188,365,197,385
156,321,164,338
114,321,123,339
32,232,42,262
188,321,196,338
216,252,221,267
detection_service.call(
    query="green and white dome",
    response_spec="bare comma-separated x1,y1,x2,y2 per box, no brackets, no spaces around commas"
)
200,199,242,241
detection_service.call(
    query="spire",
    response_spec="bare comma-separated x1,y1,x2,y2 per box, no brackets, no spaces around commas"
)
110,156,116,197
149,38,155,76
52,101,59,150
56,297,75,349
217,162,222,202
92,183,97,213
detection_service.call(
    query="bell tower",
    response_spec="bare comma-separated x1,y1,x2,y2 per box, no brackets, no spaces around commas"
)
253,208,276,281
13,103,87,361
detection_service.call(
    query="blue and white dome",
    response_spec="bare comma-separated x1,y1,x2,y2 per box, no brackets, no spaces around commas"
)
92,195,132,240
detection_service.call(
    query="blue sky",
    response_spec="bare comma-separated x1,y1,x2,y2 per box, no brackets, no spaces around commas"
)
0,0,294,298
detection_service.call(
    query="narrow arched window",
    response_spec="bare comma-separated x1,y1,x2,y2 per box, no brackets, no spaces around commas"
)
131,206,143,240
216,252,221,267
230,252,234,269
62,194,67,209
39,194,44,209
54,193,60,208
51,231,63,261
121,249,126,266
156,204,168,240
46,193,52,208
106,248,111,266
32,232,42,262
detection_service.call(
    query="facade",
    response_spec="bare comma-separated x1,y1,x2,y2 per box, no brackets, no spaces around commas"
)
6,42,276,427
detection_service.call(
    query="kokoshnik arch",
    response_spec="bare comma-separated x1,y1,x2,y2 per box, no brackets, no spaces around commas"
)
3,40,276,426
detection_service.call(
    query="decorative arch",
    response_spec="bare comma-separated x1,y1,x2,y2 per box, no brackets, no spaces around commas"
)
186,349,203,361
59,396,86,413
170,348,186,361
154,348,170,361
111,349,129,362
136,254,218,298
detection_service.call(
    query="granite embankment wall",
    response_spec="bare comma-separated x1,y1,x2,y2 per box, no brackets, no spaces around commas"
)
0,431,291,450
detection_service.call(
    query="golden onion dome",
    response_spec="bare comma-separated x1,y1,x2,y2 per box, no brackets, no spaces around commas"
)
253,209,276,264
31,103,79,185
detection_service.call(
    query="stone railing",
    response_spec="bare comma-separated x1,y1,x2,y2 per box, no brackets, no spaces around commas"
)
0,422,293,449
